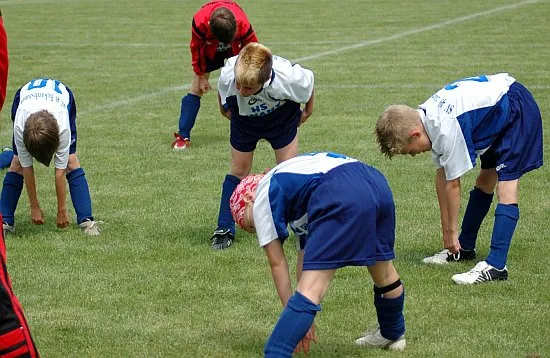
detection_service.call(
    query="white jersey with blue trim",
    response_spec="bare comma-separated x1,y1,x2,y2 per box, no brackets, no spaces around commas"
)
13,78,72,169
253,152,358,248
218,54,314,117
419,73,516,180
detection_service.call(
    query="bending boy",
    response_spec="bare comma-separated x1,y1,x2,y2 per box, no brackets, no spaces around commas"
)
172,0,257,150
375,73,543,284
230,152,406,356
1,78,101,236
211,42,315,249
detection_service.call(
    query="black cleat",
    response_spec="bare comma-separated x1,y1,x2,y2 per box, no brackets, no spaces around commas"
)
210,229,234,250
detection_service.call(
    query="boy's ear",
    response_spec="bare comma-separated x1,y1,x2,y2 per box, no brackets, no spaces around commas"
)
409,129,422,139
243,191,255,203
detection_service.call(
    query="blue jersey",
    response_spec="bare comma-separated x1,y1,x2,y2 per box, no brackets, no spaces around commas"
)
253,152,358,247
419,73,516,180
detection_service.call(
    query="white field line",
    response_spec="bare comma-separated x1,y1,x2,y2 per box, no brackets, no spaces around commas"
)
79,0,541,115
294,0,542,63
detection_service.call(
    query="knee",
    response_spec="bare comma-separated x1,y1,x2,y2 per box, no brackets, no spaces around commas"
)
8,156,23,175
475,171,497,193
374,279,403,298
67,154,81,172
229,162,252,179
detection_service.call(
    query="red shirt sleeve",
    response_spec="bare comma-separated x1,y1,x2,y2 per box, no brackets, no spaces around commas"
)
0,16,9,111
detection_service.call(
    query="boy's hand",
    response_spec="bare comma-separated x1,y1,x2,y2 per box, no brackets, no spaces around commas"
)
222,109,232,120
30,208,45,225
198,75,210,93
294,323,318,354
298,109,311,126
444,233,461,254
56,210,70,228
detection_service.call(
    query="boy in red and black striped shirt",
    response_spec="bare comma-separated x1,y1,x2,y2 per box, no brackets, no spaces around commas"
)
172,1,257,150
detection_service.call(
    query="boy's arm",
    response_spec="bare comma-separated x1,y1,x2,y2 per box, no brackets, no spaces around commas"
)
55,168,69,228
299,87,315,126
22,166,44,224
217,92,231,120
435,168,461,253
190,18,209,76
264,239,293,307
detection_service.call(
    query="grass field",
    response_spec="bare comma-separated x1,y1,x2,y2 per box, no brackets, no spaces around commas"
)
1,0,549,357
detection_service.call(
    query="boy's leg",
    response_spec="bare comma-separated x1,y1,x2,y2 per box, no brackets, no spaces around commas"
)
452,180,518,284
273,136,298,164
264,270,333,357
211,148,253,250
0,170,24,227
458,168,496,250
486,180,519,270
67,167,93,224
356,260,405,349
174,74,205,149
486,203,519,269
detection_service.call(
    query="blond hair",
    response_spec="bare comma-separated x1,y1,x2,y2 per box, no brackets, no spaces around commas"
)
235,42,272,87
23,110,59,166
375,105,419,158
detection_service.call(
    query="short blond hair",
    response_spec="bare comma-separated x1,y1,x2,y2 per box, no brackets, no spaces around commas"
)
375,105,419,158
235,42,272,87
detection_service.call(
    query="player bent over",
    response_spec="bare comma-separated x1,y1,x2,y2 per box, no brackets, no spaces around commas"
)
230,152,406,356
172,0,258,149
211,42,315,250
1,78,101,236
375,73,543,284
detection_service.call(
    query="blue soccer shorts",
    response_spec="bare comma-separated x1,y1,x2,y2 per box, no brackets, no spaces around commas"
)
302,162,397,270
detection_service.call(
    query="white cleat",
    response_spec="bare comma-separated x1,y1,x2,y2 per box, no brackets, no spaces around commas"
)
355,327,406,351
452,261,508,284
2,223,15,237
79,220,103,236
422,248,476,265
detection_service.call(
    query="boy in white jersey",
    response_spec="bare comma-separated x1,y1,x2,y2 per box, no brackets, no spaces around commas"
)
210,42,315,250
1,78,101,236
375,73,543,284
230,152,406,356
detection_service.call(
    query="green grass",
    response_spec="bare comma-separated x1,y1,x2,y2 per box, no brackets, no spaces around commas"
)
1,0,549,356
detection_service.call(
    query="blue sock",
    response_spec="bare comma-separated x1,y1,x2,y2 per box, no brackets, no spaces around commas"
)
486,203,519,270
0,172,24,226
459,187,494,251
178,93,201,139
216,174,241,235
67,168,93,224
374,287,405,341
0,149,13,169
264,292,321,358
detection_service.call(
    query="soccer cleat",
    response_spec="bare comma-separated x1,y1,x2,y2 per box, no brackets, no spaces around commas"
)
452,261,508,284
79,220,102,236
210,229,234,250
172,133,191,150
355,327,406,351
2,223,15,236
421,248,476,265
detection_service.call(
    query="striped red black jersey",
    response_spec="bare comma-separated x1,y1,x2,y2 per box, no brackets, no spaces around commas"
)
190,1,257,75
